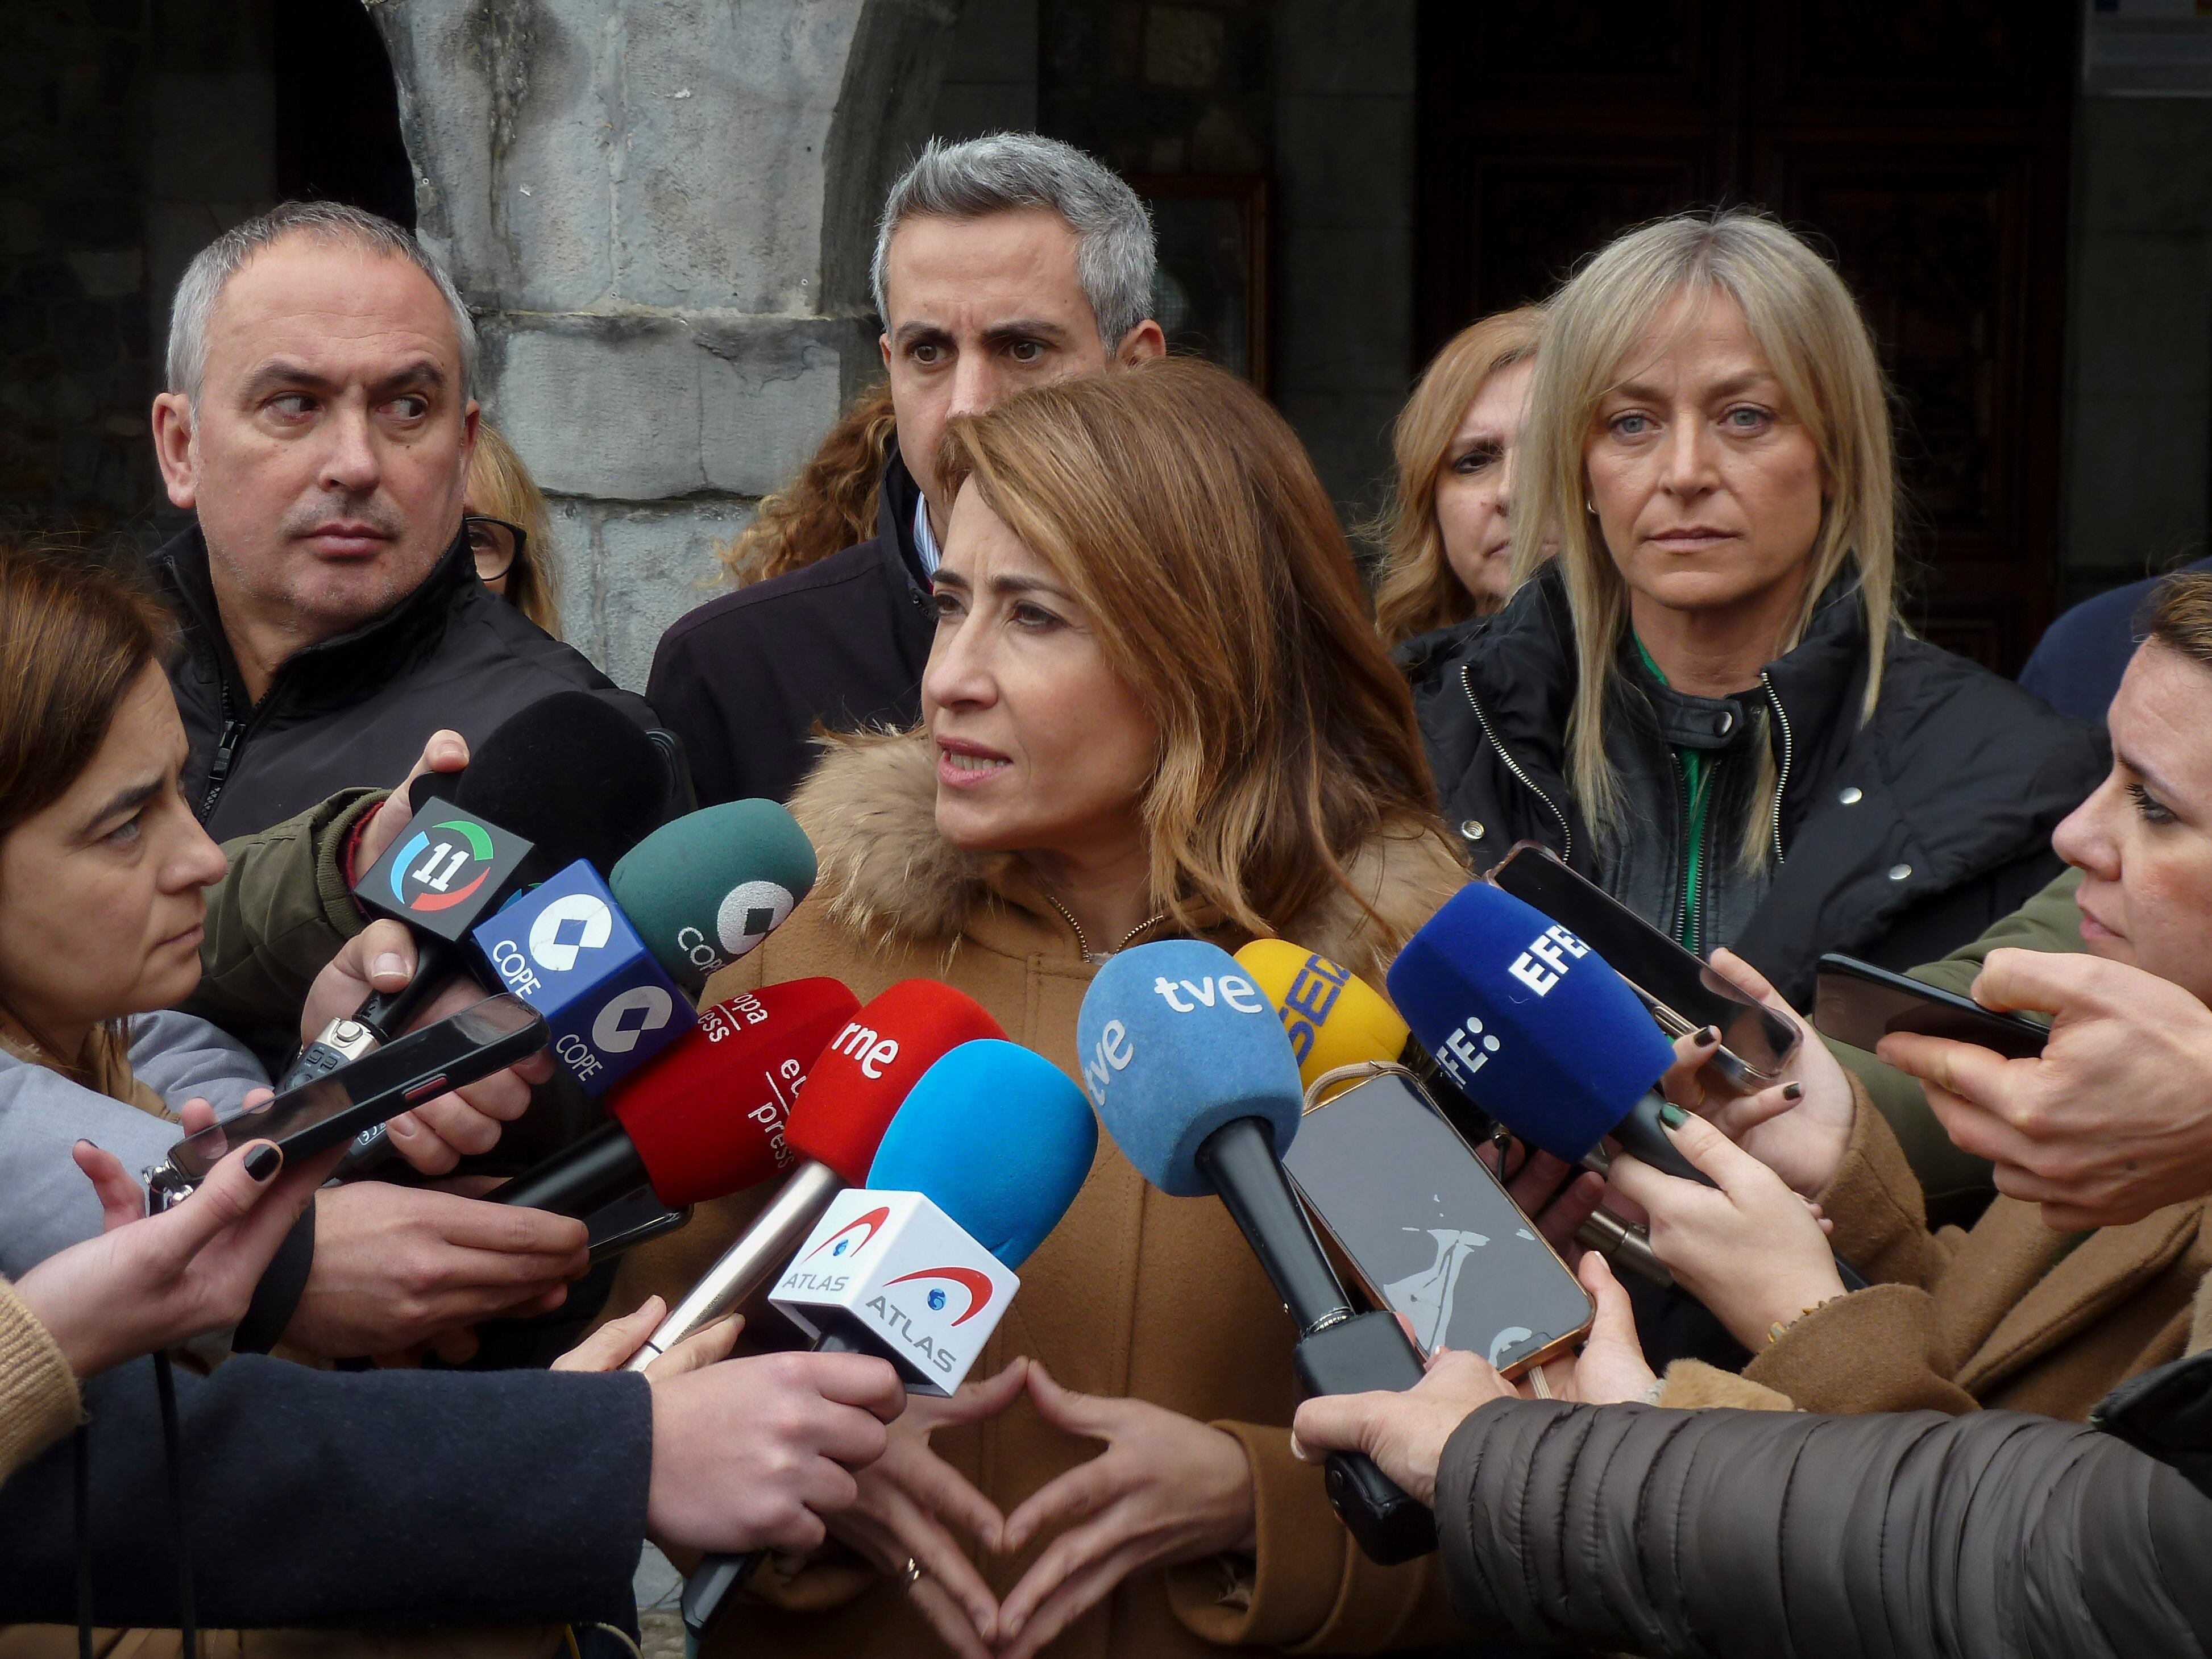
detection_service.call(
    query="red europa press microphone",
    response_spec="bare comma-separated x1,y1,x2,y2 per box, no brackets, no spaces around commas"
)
493,978,861,1218
623,978,1005,1370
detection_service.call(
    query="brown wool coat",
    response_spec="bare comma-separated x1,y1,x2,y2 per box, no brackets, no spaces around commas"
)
1661,1074,2211,1419
609,733,1470,1659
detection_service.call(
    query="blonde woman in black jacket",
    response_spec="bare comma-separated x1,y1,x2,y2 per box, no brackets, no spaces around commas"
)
1406,209,2104,1010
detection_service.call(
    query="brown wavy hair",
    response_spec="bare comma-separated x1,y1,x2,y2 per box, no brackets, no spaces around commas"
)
937,358,1447,943
0,540,175,1076
1369,305,1546,645
717,383,899,587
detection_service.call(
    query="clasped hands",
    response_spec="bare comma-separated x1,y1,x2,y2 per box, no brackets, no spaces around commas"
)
822,1355,1255,1659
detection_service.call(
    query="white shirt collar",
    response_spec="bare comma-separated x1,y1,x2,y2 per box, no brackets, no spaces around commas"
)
912,493,941,579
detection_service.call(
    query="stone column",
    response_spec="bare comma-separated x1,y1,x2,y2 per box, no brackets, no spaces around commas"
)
368,0,960,689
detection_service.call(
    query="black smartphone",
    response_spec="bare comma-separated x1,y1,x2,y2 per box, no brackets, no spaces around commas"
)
1813,953,2048,1060
1281,1068,1592,1375
160,994,549,1184
1487,841,1801,1090
585,1184,694,1266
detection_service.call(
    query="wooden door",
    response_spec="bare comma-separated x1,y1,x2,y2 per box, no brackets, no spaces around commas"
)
1417,1,2077,670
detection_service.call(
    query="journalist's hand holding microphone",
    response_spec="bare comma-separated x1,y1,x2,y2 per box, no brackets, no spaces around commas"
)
298,728,553,1175
559,1292,910,1557
1608,1111,1846,1353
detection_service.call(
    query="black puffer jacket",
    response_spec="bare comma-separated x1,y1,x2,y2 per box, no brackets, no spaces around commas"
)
1405,566,2107,1007
157,525,661,843
1434,1349,2212,1657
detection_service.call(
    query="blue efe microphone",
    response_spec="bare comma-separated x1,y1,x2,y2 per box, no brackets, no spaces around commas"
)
683,1037,1097,1644
1387,882,1709,1184
1079,940,1434,1567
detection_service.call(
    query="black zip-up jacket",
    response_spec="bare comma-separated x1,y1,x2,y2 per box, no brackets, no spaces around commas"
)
1404,566,2108,1008
647,446,936,807
157,525,659,843
1433,1346,2212,1657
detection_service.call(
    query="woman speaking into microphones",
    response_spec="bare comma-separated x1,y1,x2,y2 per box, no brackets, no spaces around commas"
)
609,358,1468,1659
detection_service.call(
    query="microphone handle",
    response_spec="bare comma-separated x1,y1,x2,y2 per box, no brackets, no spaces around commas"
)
626,1159,845,1372
1611,1090,1718,1187
683,1330,872,1644
323,935,463,1175
1193,1117,1352,1335
1194,1119,1435,1565
492,1120,646,1216
1601,1098,1873,1291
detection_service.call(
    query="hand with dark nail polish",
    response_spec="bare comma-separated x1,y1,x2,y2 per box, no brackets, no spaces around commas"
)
13,1131,338,1380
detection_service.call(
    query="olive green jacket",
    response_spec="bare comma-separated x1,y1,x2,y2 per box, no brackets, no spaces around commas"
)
184,789,384,1047
1831,865,2081,1219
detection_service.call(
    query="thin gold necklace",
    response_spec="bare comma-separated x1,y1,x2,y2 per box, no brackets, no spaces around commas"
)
1043,893,1169,964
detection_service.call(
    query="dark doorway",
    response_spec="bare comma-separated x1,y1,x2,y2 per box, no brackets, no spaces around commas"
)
272,0,415,228
1416,1,2077,670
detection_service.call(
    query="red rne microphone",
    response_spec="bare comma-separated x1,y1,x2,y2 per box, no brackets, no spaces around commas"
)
623,979,1004,1369
495,977,860,1218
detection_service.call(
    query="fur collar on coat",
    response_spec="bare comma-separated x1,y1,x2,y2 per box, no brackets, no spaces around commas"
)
786,729,1466,986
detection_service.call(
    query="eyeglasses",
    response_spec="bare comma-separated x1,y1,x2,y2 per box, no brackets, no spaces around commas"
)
464,515,526,582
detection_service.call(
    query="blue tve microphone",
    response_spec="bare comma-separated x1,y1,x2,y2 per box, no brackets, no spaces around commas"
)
682,1037,1098,1645
1387,882,1709,1184
471,858,693,1094
1078,940,1434,1566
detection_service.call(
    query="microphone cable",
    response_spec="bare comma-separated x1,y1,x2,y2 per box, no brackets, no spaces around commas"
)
153,1349,198,1658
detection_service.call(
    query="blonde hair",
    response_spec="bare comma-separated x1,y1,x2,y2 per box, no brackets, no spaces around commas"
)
466,422,561,636
1371,306,1545,645
717,383,898,587
1512,208,1898,864
939,358,1446,944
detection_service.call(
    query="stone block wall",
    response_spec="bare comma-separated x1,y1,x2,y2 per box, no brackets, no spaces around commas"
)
372,0,958,690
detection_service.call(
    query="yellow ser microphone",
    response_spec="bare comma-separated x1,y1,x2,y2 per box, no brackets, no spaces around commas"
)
1234,939,1672,1288
1233,939,1420,1090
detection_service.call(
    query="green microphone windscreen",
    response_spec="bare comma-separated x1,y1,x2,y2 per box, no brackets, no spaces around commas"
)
609,799,818,994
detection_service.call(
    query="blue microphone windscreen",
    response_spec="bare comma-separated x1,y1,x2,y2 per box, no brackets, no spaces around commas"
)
1386,882,1674,1165
1076,940,1304,1198
867,1040,1098,1270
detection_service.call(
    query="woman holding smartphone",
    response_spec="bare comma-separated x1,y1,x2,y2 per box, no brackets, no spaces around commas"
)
0,542,579,1353
1409,209,2103,1010
1602,575,2212,1422
613,359,1472,1659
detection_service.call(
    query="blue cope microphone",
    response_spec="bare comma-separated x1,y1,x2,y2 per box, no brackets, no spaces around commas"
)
471,858,692,1094
1386,882,1710,1184
683,1036,1098,1645
1078,940,1435,1567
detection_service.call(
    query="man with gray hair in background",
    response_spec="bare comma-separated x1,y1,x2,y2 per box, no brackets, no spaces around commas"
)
150,199,654,843
649,132,1167,808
